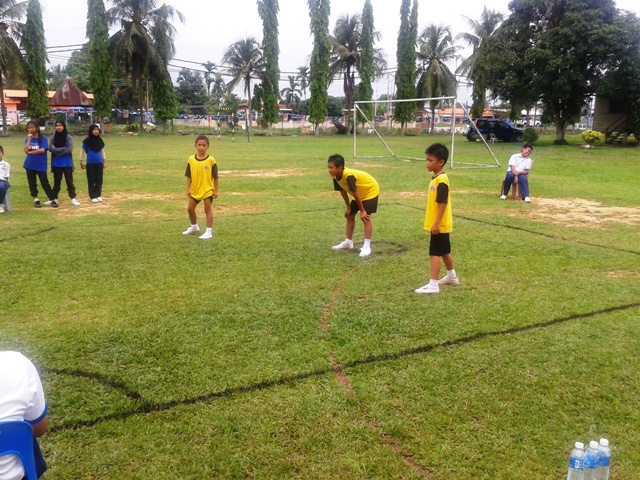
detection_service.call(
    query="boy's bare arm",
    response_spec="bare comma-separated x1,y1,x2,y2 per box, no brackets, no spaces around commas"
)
186,178,192,197
213,177,219,198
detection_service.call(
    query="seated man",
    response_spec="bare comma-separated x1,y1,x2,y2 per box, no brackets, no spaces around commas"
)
500,144,533,203
0,351,49,479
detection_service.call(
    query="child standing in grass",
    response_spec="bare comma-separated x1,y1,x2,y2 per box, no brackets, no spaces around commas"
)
182,135,219,240
23,121,58,208
79,124,107,203
0,147,9,213
328,154,379,258
415,143,459,294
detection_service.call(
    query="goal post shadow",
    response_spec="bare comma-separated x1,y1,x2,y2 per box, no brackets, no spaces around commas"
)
353,98,502,169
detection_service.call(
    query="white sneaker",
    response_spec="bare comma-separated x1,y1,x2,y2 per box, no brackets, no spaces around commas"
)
0,205,4,213
44,199,57,206
91,198,100,203
523,197,531,203
415,284,440,294
182,225,200,235
359,246,371,258
499,195,507,200
199,231,213,240
439,276,460,286
331,240,354,251
71,198,81,206
97,197,103,202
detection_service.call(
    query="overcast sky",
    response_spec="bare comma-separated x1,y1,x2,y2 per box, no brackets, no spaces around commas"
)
42,0,640,103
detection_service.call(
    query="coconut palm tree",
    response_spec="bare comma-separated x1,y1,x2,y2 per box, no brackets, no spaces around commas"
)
456,7,504,117
106,0,184,132
221,37,264,136
328,13,386,111
280,75,301,111
296,65,309,102
416,24,461,132
201,60,216,95
0,0,28,133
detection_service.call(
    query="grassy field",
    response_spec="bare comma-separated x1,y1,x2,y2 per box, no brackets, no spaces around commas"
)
1,131,639,479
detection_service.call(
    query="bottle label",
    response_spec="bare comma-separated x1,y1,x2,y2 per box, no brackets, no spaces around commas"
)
570,457,584,470
598,457,610,467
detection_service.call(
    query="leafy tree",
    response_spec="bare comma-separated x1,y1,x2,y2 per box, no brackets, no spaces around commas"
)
483,0,619,143
394,0,417,130
356,0,375,124
201,61,216,95
456,7,504,118
296,66,309,102
257,0,280,132
280,75,301,110
221,37,263,137
0,0,28,133
107,0,184,132
21,0,49,119
326,96,345,117
307,0,331,134
47,64,66,90
416,24,460,132
175,67,207,106
151,74,177,132
87,0,112,119
64,45,91,91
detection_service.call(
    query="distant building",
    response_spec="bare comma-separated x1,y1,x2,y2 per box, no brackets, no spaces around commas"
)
592,95,632,144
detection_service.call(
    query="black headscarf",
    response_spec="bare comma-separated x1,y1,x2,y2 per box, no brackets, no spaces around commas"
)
52,120,69,148
83,124,105,152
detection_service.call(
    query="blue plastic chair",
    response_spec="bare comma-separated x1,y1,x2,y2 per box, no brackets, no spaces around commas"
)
0,420,38,480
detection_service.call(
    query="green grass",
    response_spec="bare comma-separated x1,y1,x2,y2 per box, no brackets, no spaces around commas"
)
1,132,639,479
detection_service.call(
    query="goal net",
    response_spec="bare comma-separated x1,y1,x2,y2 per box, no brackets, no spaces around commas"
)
352,97,501,169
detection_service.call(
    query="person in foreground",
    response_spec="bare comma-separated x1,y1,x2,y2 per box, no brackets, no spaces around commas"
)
23,121,57,208
500,143,533,202
328,154,379,258
0,147,10,214
415,143,459,294
79,124,107,203
0,351,49,479
183,135,219,240
49,120,80,206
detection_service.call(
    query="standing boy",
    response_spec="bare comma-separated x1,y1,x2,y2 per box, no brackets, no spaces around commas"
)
328,154,379,258
415,143,459,294
0,147,9,213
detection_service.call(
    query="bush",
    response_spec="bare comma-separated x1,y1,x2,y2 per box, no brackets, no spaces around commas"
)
522,128,539,144
581,129,604,145
125,123,139,133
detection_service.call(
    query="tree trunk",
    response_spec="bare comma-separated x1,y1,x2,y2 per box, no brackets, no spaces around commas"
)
0,73,8,138
554,117,568,144
139,83,145,134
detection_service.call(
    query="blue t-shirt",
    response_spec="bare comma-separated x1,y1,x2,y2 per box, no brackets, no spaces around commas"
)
49,135,73,168
23,136,49,172
83,145,104,164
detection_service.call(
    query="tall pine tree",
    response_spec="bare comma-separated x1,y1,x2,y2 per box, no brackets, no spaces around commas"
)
394,0,417,131
257,0,280,134
308,0,331,135
356,0,375,124
22,0,49,119
87,0,112,120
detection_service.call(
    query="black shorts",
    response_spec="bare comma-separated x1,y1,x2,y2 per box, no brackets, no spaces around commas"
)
349,196,378,216
429,233,451,256
190,196,214,205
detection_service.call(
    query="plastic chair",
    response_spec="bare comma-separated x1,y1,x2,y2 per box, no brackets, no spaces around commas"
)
0,190,10,212
0,421,38,480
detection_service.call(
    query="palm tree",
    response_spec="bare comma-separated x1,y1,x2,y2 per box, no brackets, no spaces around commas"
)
0,0,28,133
201,60,216,95
221,37,263,137
456,7,504,117
296,65,309,102
416,24,460,132
328,13,386,111
106,0,184,132
280,75,301,111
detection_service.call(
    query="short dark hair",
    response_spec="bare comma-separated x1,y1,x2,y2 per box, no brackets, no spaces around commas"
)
195,135,210,146
0,145,4,154
425,143,449,164
522,143,533,151
328,154,345,168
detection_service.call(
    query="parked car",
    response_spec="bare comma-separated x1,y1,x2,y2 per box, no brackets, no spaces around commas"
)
466,119,524,142
0,116,13,131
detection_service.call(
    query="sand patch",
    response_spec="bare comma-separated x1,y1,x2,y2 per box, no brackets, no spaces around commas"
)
220,168,308,177
521,197,640,228
351,161,395,169
606,271,640,279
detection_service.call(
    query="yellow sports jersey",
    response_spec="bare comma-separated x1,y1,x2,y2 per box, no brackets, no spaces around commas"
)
186,154,216,200
424,172,452,233
332,167,379,201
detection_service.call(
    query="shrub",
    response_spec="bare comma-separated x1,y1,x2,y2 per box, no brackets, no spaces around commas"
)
522,128,539,144
125,123,139,133
581,129,604,145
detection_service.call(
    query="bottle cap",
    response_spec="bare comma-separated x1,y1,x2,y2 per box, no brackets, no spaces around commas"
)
599,438,609,447
590,440,599,449
575,442,584,449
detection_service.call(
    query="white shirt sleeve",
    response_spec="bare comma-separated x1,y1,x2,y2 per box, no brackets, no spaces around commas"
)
24,357,47,423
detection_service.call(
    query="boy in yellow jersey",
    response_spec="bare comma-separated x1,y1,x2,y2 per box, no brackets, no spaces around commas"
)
415,143,459,294
327,154,379,258
182,135,219,239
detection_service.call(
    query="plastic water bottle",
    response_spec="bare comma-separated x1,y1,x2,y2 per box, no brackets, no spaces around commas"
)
596,438,611,480
584,440,600,480
567,441,586,480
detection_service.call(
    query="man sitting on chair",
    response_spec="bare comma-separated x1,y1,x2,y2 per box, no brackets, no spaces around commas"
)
500,144,533,203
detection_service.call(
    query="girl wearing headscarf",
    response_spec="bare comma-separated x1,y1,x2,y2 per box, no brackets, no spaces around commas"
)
49,120,80,206
79,124,107,202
